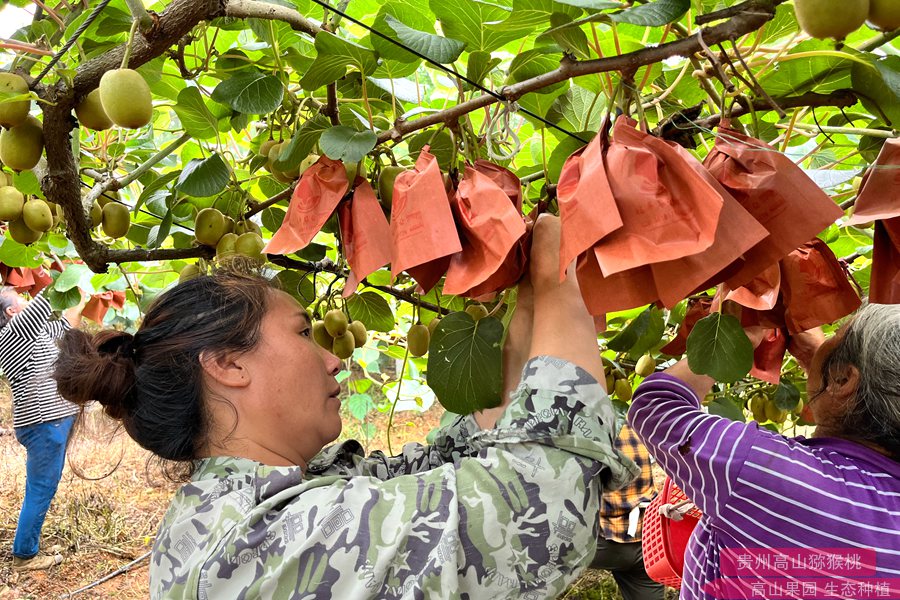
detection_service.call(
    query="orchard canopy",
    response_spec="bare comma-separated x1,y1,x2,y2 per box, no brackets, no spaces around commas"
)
0,0,898,435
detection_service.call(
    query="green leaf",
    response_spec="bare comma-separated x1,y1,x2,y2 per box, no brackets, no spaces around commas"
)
371,0,435,63
45,286,82,311
135,172,179,215
274,115,330,170
0,237,44,268
407,130,455,169
607,307,665,356
708,394,746,422
346,393,375,420
430,0,524,53
610,0,689,25
300,32,379,91
547,85,605,132
319,126,378,164
773,378,801,411
686,313,754,383
851,56,900,127
758,40,855,97
147,207,174,249
212,71,284,115
12,170,42,198
506,49,567,95
173,87,220,140
176,153,232,198
541,12,591,59
384,15,465,64
347,291,395,332
546,132,589,183
555,0,621,8
275,270,316,305
55,263,93,292
466,51,502,89
426,312,503,415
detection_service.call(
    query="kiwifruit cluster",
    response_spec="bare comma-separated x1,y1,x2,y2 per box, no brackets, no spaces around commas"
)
312,309,367,359
794,0,899,40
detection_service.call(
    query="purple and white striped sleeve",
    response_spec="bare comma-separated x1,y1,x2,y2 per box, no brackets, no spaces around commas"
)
627,373,756,519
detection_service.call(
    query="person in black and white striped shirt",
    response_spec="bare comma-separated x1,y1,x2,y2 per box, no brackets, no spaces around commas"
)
0,286,85,572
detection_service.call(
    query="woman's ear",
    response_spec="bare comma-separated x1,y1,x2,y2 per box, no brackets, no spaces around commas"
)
828,363,861,402
199,350,250,389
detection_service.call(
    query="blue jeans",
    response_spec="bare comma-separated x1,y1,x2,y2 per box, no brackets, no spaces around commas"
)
13,416,75,559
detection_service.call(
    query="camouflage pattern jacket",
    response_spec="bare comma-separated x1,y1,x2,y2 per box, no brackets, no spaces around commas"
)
150,356,639,599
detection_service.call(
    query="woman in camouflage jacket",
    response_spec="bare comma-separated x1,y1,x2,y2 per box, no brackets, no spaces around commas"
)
53,215,637,599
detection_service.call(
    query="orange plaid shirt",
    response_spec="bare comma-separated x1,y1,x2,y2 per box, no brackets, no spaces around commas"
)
599,422,657,542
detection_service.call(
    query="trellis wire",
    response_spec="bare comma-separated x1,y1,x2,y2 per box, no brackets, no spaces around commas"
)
33,0,114,85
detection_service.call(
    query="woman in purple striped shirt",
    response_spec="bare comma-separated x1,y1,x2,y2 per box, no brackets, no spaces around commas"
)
629,304,900,599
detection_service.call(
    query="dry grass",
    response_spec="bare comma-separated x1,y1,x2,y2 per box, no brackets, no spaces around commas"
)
0,387,661,599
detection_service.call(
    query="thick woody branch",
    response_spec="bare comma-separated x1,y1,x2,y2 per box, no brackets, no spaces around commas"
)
224,0,322,36
377,0,784,143
101,246,215,265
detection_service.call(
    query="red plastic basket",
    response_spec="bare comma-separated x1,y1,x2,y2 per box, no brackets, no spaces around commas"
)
642,477,703,589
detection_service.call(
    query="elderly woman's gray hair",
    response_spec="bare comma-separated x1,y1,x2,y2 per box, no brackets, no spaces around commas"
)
821,303,900,461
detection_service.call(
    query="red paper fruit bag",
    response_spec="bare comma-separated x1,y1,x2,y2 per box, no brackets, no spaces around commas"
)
704,125,843,288
750,328,787,385
390,149,461,293
462,162,530,298
557,123,623,282
780,239,861,334
649,140,769,307
869,219,900,304
82,290,126,324
593,117,722,276
265,156,349,256
576,249,658,317
443,164,526,296
339,179,392,297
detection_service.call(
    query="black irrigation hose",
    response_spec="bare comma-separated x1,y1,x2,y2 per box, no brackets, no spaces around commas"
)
33,0,114,85
308,0,590,144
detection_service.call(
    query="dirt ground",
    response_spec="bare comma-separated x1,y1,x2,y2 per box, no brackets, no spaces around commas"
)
0,384,670,600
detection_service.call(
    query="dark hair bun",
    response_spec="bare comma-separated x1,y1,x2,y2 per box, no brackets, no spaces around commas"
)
54,329,136,421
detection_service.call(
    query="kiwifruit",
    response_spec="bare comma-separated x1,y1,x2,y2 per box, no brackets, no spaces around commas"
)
605,372,616,393
99,69,153,129
215,232,238,259
22,198,53,232
312,320,333,350
749,393,768,422
348,320,367,348
614,378,633,402
0,115,43,171
0,73,31,128
223,216,235,234
259,139,278,158
794,0,869,39
0,186,24,221
7,216,41,244
101,202,130,238
324,309,348,337
234,231,265,260
407,323,430,357
48,201,62,228
332,330,356,359
765,400,787,424
0,171,9,187
298,153,319,176
90,200,102,227
465,304,489,321
234,219,262,236
868,0,900,30
377,165,405,211
75,89,113,131
427,316,441,335
635,354,656,377
98,189,118,207
179,263,201,283
194,207,227,247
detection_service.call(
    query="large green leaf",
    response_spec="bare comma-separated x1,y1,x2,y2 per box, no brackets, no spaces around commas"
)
507,49,567,95
211,71,284,115
176,153,232,198
371,0,436,63
300,32,378,91
851,56,900,127
319,126,378,164
607,306,665,357
686,313,753,383
611,0,689,25
466,51,503,89
430,0,524,53
547,85,605,132
172,87,219,140
347,291,395,332
0,237,43,268
54,263,94,292
426,312,503,415
384,15,465,64
758,40,856,97
273,115,331,171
